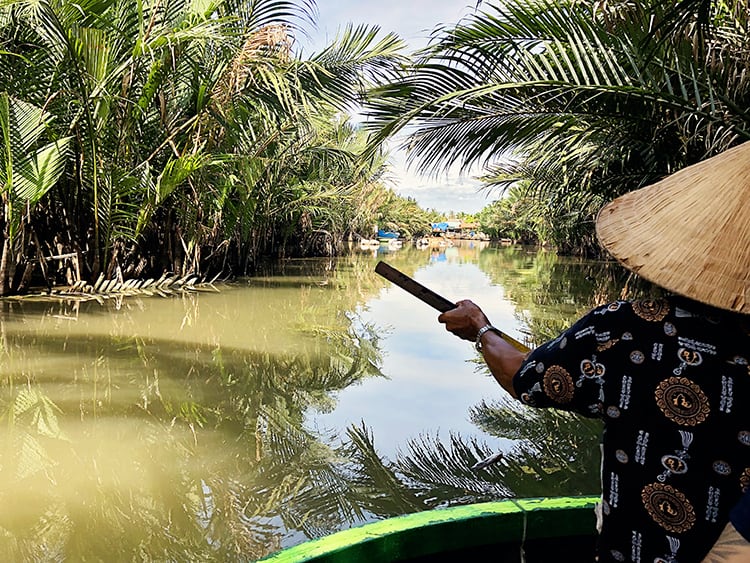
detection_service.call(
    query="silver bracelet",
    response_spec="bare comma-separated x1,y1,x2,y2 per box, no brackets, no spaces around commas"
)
475,324,503,352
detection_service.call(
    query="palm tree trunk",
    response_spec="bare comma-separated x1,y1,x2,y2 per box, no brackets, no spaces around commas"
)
0,235,12,296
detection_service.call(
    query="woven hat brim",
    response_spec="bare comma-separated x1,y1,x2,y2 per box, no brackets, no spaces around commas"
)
595,141,750,314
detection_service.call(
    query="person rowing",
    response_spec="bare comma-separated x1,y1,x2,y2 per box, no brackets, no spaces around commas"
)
439,142,750,562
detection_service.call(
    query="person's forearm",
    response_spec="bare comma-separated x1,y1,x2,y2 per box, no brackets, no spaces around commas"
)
437,299,527,397
477,330,526,399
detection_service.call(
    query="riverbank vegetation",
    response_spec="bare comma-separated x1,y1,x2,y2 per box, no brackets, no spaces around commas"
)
0,0,437,295
366,0,750,254
2,0,750,295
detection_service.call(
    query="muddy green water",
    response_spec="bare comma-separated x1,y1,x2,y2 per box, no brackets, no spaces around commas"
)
0,242,633,561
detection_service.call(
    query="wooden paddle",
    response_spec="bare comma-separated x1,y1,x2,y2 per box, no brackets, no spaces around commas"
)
374,261,530,353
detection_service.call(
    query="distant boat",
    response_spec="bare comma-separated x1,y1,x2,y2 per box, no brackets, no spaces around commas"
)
377,229,400,240
428,235,453,248
258,495,598,563
359,239,380,249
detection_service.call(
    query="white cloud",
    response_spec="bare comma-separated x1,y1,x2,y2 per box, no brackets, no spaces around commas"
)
301,1,497,214
385,143,496,214
304,0,476,53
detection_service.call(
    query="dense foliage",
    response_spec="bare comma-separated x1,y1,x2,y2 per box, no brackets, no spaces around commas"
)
365,0,750,254
3,0,750,293
0,0,437,295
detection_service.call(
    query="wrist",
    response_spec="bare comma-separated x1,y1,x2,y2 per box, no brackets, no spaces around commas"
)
470,312,490,336
475,324,503,352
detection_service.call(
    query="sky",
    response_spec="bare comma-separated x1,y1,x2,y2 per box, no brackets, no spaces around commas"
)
298,1,496,215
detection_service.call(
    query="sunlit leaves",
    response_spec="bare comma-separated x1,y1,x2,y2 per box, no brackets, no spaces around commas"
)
364,0,750,252
0,0,410,288
0,94,72,241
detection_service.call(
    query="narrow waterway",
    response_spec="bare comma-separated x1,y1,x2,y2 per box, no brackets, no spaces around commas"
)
0,242,628,561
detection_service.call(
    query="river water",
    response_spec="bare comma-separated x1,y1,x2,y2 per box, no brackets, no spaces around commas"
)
0,241,633,561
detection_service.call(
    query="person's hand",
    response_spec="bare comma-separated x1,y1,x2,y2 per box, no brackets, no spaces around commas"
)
437,300,490,342
439,299,524,398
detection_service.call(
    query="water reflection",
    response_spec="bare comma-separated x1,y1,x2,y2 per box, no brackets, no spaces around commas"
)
0,281,385,560
0,245,648,560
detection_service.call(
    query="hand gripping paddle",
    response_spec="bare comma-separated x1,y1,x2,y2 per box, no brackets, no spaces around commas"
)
374,261,530,353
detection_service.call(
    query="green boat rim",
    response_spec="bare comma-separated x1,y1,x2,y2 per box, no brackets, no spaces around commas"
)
258,495,600,562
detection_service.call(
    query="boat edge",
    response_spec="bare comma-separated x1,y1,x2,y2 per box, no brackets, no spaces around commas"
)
257,495,600,562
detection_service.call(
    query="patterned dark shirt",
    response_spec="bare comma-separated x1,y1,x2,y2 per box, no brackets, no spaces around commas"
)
512,295,750,562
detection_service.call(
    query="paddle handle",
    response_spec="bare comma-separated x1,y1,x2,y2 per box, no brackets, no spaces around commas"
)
375,261,455,312
374,261,530,353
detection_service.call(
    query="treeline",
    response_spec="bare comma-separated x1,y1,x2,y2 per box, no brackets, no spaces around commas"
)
0,0,438,295
4,0,750,294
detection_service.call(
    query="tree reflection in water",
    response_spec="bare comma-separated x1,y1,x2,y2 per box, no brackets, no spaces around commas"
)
0,291,387,561
0,248,654,560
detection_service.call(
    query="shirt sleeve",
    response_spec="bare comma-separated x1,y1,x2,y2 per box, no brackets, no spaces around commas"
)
730,489,750,542
512,301,627,418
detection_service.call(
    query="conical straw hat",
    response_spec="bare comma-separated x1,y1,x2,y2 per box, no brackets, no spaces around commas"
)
595,141,750,314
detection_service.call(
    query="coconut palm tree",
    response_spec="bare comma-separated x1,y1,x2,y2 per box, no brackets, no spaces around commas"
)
364,0,750,253
0,94,71,294
0,0,409,292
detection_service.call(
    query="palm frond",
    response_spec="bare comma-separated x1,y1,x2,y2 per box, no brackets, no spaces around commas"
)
340,423,425,515
298,24,408,112
365,0,750,180
397,431,515,504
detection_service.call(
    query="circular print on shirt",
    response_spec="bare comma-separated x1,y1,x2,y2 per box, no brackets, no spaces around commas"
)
741,468,750,492
713,460,732,476
632,299,670,322
630,350,645,364
606,406,621,419
654,377,710,426
543,365,575,404
641,482,696,533
661,455,688,475
580,359,605,378
677,348,702,367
